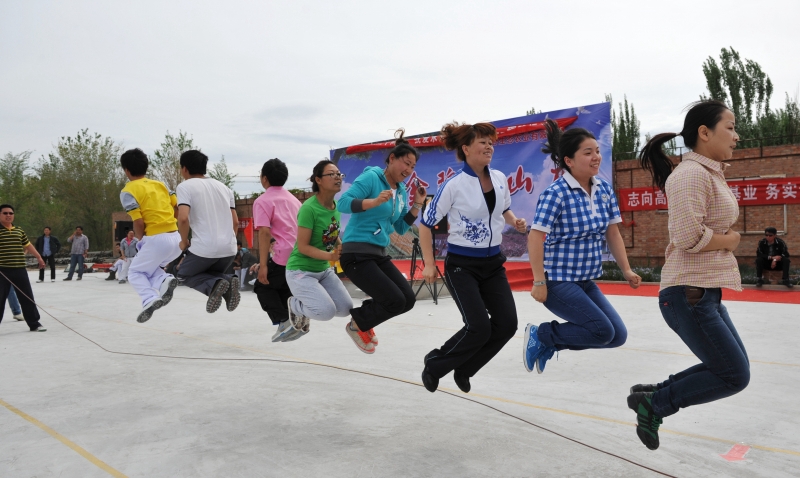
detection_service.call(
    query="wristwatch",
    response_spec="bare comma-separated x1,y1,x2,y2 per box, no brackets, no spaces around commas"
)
533,280,546,286
412,202,423,210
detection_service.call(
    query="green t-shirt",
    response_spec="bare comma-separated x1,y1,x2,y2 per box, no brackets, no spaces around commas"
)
286,196,341,272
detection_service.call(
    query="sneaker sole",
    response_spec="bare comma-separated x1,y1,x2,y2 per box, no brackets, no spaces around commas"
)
523,323,536,372
137,299,164,323
271,323,295,342
345,323,375,354
224,277,241,311
282,326,309,342
160,278,179,306
206,280,230,313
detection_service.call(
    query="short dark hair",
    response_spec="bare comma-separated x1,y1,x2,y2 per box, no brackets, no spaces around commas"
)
120,148,149,176
0,204,14,213
237,240,242,246
765,227,778,235
75,226,83,231
180,150,208,175
261,158,289,187
44,226,51,231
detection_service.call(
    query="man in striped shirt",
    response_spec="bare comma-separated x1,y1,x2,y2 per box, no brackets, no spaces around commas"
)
0,204,47,332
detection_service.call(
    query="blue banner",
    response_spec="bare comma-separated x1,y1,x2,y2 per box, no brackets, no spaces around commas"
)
330,102,612,260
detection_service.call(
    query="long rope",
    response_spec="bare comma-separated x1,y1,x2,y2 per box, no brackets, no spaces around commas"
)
1,269,676,477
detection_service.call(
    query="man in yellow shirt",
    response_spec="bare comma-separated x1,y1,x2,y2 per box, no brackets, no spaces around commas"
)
119,148,182,323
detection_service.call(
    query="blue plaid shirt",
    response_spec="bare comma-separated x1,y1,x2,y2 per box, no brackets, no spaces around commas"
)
531,172,621,281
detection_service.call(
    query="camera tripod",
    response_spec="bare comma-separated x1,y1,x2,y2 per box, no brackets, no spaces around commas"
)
409,237,446,304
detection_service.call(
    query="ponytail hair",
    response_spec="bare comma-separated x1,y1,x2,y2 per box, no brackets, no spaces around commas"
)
639,99,729,191
541,119,596,173
440,121,498,162
308,159,335,193
385,129,419,164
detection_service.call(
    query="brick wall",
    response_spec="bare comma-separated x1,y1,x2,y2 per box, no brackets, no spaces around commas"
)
614,144,800,266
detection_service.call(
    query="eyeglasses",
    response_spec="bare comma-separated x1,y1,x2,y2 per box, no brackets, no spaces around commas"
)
1,212,14,215
321,173,345,179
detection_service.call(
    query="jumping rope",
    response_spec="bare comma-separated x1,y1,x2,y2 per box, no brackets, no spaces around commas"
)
1,269,676,477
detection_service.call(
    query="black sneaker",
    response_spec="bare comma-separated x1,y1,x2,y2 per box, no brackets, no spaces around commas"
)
781,280,794,288
755,278,764,287
206,279,230,313
222,276,241,311
627,392,662,450
454,370,471,393
422,369,439,393
629,384,658,394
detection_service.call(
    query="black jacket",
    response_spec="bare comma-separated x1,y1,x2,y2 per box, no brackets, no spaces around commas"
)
35,235,61,256
756,237,790,260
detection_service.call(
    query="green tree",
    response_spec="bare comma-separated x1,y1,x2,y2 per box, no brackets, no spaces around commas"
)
526,107,542,115
606,94,641,160
36,129,126,249
702,47,774,140
152,131,197,191
208,155,239,199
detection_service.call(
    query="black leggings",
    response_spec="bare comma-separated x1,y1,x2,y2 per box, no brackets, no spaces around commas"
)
341,253,415,331
253,260,292,325
424,253,518,379
1,267,43,330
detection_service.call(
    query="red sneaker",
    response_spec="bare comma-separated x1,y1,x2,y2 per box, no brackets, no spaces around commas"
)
345,322,375,354
367,328,378,345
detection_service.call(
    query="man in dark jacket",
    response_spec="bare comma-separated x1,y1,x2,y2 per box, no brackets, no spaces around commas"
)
35,226,61,282
756,227,793,288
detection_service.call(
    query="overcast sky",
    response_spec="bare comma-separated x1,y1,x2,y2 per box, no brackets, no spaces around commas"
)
2,0,799,193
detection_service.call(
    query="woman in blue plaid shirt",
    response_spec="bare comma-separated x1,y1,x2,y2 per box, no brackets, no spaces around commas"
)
523,119,641,374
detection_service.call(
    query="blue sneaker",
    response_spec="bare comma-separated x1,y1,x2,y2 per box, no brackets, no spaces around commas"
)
535,347,556,374
523,324,545,372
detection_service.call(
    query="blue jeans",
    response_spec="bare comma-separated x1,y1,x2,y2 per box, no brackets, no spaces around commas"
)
538,279,627,350
67,254,85,279
651,286,750,418
7,288,21,315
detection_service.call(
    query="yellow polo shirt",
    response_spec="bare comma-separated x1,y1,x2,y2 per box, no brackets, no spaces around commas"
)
120,178,178,236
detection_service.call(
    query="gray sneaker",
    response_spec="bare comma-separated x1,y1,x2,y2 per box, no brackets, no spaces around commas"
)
13,314,24,321
137,297,163,323
286,297,309,331
271,320,295,342
282,323,309,342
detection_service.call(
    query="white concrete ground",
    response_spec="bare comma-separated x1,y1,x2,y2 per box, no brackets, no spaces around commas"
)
1,271,799,477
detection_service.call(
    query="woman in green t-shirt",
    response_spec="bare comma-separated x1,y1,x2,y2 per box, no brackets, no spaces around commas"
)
282,160,353,341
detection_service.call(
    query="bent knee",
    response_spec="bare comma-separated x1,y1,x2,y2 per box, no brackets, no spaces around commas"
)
726,368,750,394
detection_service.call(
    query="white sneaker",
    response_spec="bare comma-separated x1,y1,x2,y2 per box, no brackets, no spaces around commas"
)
137,297,163,323
36,280,44,283
271,320,295,342
286,297,309,331
31,326,47,332
51,279,55,282
158,275,178,306
13,314,24,321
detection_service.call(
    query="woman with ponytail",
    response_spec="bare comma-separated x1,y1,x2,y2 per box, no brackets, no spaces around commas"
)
627,100,748,451
523,120,640,375
338,130,427,354
419,122,527,393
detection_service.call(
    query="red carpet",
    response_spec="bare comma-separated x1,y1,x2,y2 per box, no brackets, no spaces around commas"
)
391,260,800,304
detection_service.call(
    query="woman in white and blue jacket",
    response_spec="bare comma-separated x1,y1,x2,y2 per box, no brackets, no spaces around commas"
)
419,122,527,394
338,131,427,353
523,119,641,375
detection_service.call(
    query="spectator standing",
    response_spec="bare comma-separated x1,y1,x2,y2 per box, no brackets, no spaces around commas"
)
755,226,792,287
35,226,60,282
0,204,47,331
118,230,139,284
63,226,89,281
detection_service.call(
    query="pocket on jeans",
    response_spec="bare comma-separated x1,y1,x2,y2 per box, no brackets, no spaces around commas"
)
684,286,706,307
658,294,681,332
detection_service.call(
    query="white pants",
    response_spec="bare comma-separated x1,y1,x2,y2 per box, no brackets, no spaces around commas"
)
128,232,181,307
110,259,125,272
285,268,353,322
118,258,132,281
235,269,246,289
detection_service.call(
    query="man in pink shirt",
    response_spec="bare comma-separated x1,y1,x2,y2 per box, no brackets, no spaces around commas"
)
250,158,302,342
